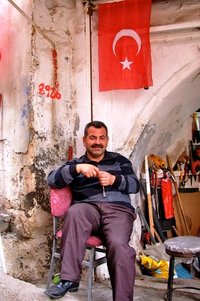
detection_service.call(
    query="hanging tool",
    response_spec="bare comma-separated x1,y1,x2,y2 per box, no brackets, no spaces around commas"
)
151,168,160,218
152,207,166,242
140,179,164,243
166,155,190,235
136,206,156,244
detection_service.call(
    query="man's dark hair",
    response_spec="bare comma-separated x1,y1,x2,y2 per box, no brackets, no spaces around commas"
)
84,121,108,137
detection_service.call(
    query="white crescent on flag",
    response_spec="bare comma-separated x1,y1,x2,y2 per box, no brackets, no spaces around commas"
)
112,29,142,57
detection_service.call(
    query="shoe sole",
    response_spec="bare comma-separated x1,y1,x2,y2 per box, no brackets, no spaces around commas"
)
44,287,79,299
69,287,79,292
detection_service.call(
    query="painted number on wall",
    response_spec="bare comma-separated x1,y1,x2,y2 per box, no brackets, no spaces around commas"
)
38,83,61,100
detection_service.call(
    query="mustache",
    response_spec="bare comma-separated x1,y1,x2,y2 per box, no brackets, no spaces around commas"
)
91,144,103,148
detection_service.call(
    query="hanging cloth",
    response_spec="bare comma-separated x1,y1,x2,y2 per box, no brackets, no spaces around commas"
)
161,177,174,219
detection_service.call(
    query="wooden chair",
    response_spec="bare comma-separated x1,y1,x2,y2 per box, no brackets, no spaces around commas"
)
46,186,107,301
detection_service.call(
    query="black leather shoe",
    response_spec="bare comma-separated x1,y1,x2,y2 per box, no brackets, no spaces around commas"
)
44,280,79,299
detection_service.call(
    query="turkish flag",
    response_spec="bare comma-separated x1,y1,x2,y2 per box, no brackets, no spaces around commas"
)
98,0,153,91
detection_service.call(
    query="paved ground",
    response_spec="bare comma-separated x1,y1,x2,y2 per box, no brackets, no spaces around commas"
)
0,271,200,301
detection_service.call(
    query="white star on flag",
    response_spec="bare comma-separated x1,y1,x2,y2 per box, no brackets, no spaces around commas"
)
120,57,133,70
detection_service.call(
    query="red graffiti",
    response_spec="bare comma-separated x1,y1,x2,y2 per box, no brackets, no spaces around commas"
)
38,49,60,99
38,83,61,100
52,49,58,87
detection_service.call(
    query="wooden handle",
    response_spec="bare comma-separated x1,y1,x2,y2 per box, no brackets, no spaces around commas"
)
145,155,155,239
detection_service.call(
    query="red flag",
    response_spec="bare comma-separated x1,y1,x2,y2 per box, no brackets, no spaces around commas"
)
98,0,153,91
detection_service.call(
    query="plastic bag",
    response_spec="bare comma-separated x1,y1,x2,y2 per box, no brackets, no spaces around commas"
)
140,255,169,279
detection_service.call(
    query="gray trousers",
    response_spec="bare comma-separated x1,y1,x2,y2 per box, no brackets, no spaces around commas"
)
60,202,136,301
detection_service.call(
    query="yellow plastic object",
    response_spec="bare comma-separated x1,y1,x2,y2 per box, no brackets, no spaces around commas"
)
140,255,169,279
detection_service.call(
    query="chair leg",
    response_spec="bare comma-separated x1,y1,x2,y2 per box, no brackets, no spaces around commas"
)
87,247,95,301
46,255,56,288
166,256,175,301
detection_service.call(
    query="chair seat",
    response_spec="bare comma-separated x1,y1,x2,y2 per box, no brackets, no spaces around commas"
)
164,236,200,301
56,230,103,247
164,236,200,258
86,236,103,247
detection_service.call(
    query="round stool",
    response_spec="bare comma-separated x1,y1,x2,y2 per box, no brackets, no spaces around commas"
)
164,236,200,301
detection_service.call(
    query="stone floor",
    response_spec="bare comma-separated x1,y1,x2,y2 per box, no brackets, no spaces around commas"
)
0,271,200,301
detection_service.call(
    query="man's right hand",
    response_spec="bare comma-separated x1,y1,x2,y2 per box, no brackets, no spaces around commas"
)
76,164,99,178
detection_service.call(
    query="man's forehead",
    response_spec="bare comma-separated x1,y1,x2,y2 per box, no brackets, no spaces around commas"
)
87,127,107,136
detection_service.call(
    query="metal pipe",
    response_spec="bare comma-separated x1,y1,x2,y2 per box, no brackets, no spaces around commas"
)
85,1,94,121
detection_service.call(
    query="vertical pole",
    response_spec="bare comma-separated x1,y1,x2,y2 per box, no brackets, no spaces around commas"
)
88,9,93,122
87,247,95,301
85,1,94,122
145,155,155,240
167,256,175,301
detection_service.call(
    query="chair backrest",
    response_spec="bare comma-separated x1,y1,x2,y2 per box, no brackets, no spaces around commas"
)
50,186,72,217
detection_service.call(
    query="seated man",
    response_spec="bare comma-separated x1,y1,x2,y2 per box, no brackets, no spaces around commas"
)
44,120,140,301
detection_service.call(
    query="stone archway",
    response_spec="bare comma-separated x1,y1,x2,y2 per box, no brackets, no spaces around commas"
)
130,59,200,168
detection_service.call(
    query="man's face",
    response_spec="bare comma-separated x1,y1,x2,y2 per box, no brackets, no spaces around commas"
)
83,126,109,161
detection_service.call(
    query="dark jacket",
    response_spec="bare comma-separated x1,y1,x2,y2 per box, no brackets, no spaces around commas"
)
48,151,140,208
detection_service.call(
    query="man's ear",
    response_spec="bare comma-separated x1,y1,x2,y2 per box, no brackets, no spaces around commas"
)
82,136,86,146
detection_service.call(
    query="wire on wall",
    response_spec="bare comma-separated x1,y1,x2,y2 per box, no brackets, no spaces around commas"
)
84,0,95,122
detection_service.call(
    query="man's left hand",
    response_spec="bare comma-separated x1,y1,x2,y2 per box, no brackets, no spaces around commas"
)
98,171,115,186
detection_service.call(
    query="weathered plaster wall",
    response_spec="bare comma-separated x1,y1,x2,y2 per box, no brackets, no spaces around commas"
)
0,0,200,283
0,0,85,282
91,1,200,167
